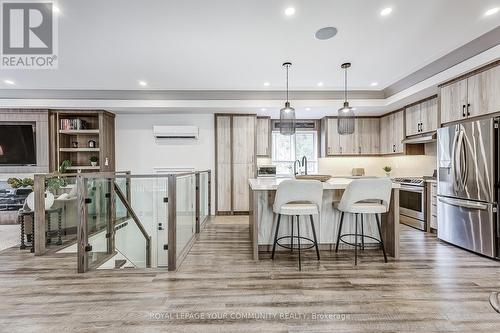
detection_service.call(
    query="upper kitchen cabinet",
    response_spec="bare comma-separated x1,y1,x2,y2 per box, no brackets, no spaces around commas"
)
321,117,379,156
256,117,271,156
440,63,500,124
405,96,438,136
380,110,405,154
357,118,380,154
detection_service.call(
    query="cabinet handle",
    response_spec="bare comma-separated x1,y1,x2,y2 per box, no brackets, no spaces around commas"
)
358,146,361,154
340,147,343,154
393,144,396,153
467,103,471,117
462,105,466,118
327,147,331,154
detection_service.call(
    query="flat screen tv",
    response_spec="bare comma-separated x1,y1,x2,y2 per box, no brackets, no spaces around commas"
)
0,124,36,166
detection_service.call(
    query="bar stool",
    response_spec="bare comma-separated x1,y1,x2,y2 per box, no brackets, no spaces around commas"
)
271,179,323,270
334,178,392,265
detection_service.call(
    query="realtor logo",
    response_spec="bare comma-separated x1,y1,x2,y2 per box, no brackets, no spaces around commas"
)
1,0,58,69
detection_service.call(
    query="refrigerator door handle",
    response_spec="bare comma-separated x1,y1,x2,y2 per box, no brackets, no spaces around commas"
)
452,128,462,192
438,197,488,210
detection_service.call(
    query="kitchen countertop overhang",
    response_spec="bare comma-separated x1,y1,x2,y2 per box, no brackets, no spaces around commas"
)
249,177,401,191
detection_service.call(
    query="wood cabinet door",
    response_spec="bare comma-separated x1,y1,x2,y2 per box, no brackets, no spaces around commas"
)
420,97,438,133
405,104,421,136
215,115,232,212
467,66,500,119
357,118,380,154
232,115,256,164
326,118,340,155
440,79,467,124
392,111,405,153
379,115,391,154
232,163,253,212
256,117,270,156
339,123,358,155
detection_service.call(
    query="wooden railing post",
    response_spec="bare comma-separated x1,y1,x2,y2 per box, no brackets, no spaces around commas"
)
107,178,116,255
33,174,46,256
195,172,200,234
77,175,89,273
167,174,177,271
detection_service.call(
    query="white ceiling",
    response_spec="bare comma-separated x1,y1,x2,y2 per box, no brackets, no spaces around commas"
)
1,0,499,91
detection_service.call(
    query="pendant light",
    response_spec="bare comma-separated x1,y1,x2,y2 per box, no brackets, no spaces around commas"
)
337,62,355,135
280,62,296,135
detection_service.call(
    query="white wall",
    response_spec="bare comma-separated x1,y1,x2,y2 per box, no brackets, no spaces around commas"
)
115,114,215,214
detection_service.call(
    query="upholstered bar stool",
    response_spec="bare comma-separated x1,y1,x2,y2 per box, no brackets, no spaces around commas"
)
271,180,323,270
334,178,392,265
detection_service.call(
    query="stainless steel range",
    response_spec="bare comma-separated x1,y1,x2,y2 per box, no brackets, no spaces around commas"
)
393,177,427,231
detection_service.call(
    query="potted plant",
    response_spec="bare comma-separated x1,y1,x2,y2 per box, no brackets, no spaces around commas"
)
383,166,392,178
89,156,98,167
59,160,72,174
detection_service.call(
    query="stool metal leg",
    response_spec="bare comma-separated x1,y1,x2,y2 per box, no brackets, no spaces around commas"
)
271,214,282,260
354,213,358,265
290,215,294,252
309,215,320,260
20,215,26,250
57,209,63,246
297,215,301,271
375,213,388,263
360,214,365,250
335,212,344,252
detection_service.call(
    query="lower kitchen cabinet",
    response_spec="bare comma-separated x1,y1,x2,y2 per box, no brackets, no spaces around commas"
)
427,182,438,232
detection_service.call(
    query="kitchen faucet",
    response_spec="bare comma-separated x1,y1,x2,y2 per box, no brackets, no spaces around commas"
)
293,159,301,176
301,156,308,175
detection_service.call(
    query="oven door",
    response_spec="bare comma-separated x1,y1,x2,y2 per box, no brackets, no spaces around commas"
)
399,185,425,220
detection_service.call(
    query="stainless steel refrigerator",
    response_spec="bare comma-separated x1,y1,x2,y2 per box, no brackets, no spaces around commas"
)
437,117,498,258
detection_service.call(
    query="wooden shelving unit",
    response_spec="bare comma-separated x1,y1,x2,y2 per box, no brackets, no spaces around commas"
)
48,110,115,173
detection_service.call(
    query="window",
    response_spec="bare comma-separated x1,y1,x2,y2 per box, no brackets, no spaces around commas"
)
271,131,318,175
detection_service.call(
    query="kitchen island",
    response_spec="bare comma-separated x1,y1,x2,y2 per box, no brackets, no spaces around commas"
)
248,177,401,260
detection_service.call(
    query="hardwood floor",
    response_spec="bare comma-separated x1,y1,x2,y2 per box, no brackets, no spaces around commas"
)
1,216,500,332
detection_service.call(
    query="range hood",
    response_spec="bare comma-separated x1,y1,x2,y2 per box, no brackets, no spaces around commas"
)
401,132,437,144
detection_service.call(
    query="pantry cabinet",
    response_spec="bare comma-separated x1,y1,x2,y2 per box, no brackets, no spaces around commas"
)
440,64,500,124
215,114,256,214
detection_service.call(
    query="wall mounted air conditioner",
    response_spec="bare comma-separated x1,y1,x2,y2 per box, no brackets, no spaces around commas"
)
153,126,199,139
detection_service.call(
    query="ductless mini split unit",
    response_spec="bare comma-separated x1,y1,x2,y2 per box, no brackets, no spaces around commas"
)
153,126,199,139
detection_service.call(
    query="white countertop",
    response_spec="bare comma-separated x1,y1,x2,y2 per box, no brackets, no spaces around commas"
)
249,177,401,191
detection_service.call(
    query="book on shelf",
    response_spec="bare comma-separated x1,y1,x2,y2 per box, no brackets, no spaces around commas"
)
60,118,89,130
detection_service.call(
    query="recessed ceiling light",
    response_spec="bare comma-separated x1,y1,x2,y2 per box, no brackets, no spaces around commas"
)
380,7,393,16
315,26,338,40
284,7,296,16
371,82,379,87
263,82,270,87
261,108,267,111
53,6,60,13
317,82,324,87
3,80,14,85
138,80,147,86
485,7,499,16
305,107,311,111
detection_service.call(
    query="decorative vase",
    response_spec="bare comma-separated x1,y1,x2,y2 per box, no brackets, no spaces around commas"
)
90,161,97,167
385,172,391,178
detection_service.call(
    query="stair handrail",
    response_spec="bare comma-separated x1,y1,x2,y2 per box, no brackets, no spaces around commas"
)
113,181,151,268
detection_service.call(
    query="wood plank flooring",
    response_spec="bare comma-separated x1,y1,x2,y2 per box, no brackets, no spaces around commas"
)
1,215,500,332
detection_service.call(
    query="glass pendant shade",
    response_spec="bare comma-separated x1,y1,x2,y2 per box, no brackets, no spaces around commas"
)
337,101,355,135
279,62,296,135
280,101,296,135
337,62,355,135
